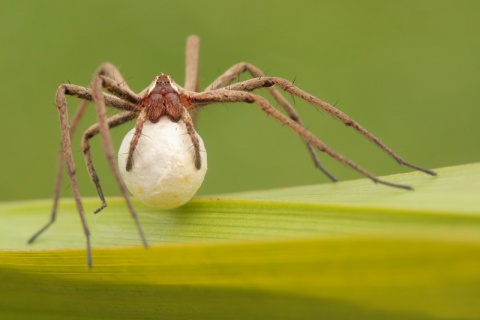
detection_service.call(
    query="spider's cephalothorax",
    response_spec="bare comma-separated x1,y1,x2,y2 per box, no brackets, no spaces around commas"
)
142,74,185,123
29,35,436,268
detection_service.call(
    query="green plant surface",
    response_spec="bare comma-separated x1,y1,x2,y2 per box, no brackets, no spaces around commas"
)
1,163,479,319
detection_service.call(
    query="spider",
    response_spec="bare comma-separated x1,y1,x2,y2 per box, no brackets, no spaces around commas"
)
28,35,436,267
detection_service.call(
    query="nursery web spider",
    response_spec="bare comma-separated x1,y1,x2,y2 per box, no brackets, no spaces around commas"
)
28,35,436,267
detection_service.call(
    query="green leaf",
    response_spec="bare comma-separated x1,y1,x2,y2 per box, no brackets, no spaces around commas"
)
1,163,479,319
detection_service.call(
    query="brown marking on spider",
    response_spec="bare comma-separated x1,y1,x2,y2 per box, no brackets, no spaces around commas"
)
142,74,184,123
28,35,436,268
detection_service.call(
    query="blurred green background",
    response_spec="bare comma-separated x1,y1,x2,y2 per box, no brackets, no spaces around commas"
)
0,0,478,201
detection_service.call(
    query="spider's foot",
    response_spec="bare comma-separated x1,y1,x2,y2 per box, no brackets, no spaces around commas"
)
400,160,437,176
94,202,107,214
376,179,413,190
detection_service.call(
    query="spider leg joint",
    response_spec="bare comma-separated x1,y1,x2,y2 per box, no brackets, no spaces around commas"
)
262,78,275,87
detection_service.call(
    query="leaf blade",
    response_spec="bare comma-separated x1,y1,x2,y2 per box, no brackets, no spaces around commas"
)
1,163,479,319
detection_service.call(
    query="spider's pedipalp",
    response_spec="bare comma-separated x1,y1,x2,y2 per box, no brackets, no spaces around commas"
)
126,110,147,171
183,111,202,170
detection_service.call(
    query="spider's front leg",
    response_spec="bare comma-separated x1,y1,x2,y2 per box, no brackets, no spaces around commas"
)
38,63,140,243
27,84,137,252
90,76,149,248
29,99,90,246
41,85,93,267
29,74,145,267
73,67,140,214
205,62,337,182
190,89,422,190
224,77,437,177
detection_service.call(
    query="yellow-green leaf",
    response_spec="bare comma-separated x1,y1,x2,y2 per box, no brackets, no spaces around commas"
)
1,163,479,319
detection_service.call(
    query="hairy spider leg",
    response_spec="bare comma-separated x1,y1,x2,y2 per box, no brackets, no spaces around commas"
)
28,81,143,267
190,89,422,190
91,76,148,251
29,64,140,246
28,99,90,246
224,77,437,177
185,35,201,125
82,111,137,213
204,62,337,182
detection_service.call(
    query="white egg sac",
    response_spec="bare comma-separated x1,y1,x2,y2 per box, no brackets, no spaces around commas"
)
118,117,207,209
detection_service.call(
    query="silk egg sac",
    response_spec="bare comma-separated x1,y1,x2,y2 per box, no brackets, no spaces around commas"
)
118,117,207,209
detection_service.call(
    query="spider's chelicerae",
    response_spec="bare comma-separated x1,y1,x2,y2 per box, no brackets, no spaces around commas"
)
29,35,436,267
